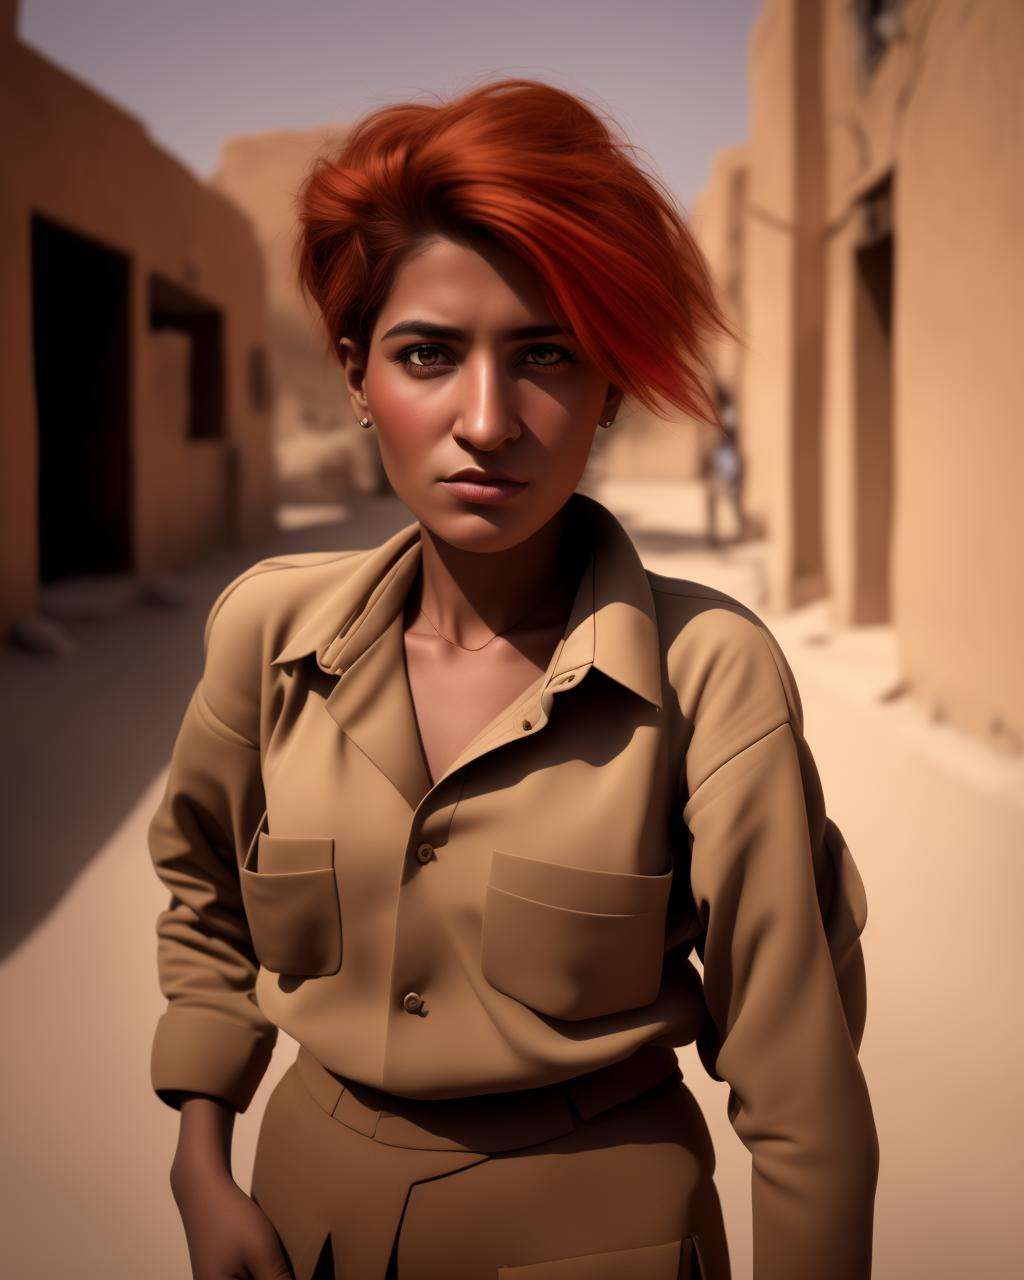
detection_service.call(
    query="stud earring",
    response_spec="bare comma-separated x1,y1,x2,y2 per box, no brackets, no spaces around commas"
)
359,417,373,429
599,417,615,429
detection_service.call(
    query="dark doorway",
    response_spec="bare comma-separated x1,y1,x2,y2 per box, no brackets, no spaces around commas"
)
32,215,133,582
853,173,895,623
149,274,225,440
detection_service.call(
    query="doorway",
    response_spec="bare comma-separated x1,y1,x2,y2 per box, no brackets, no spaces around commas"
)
32,215,133,582
148,273,225,440
852,174,895,623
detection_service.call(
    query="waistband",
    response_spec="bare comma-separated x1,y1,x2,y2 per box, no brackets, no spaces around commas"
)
293,1043,683,1154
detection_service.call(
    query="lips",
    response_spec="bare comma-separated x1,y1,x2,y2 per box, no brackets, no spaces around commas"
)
440,471,528,505
444,469,524,485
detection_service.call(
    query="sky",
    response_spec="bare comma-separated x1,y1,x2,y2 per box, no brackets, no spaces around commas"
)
18,0,760,211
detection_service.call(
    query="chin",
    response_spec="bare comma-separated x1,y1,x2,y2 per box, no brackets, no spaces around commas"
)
419,496,546,553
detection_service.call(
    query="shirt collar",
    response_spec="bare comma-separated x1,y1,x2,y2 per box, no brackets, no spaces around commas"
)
269,490,663,711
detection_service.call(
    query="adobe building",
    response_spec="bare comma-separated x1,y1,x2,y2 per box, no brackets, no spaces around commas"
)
688,143,757,519
0,0,275,641
690,145,750,409
691,0,1023,752
210,127,388,500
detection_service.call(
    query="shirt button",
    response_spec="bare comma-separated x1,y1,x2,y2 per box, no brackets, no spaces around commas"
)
402,991,424,1014
415,842,434,864
521,717,532,730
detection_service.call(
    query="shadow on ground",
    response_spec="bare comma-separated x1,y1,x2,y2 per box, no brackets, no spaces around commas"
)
0,495,413,959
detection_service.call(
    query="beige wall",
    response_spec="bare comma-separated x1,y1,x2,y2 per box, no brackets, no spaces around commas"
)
741,0,829,610
211,127,349,427
0,15,274,633
694,0,1023,753
691,143,750,395
144,332,232,569
690,143,752,489
891,1,1023,748
743,0,800,603
820,0,1024,747
212,129,386,497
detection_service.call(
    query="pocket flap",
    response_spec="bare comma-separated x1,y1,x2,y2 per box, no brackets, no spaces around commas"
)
238,812,342,977
481,852,673,1022
489,851,673,916
254,832,336,876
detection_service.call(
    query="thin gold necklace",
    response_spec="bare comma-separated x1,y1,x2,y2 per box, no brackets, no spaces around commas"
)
414,600,543,653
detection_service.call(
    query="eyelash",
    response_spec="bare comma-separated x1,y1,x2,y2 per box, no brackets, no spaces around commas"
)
395,343,577,377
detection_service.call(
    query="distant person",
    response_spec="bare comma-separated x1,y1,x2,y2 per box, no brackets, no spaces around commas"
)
703,380,747,547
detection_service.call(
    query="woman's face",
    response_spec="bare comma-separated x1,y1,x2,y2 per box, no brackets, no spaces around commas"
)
340,233,621,553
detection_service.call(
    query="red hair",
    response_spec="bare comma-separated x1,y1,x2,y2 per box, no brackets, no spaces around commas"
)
295,77,736,425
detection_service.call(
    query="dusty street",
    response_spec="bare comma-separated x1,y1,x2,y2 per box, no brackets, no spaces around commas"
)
2,479,1020,1278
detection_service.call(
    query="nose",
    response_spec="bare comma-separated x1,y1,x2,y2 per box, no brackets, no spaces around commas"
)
452,353,520,451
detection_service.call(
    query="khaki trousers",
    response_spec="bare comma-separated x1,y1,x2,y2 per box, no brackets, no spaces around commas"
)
250,1045,731,1280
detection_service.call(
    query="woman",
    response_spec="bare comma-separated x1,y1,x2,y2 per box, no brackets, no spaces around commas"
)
149,79,878,1280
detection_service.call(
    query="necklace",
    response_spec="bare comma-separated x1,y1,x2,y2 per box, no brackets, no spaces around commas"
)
414,600,544,653
410,538,584,654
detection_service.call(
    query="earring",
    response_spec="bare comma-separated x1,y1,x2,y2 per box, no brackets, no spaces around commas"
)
600,418,614,429
359,417,373,429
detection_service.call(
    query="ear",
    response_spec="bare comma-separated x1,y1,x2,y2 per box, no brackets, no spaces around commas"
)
337,337,370,422
602,383,624,420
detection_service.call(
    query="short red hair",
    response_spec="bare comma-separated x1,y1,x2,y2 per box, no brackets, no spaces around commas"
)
295,77,735,425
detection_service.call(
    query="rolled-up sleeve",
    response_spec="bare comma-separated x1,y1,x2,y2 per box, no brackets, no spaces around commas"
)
148,566,278,1113
682,616,878,1280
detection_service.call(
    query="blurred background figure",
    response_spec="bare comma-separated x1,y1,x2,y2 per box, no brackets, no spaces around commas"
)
703,379,747,548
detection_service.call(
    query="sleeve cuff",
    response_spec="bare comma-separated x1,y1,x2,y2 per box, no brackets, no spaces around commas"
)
150,1007,277,1113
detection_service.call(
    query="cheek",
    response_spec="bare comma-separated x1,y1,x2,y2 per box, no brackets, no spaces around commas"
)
521,370,605,437
528,402,598,464
367,370,442,463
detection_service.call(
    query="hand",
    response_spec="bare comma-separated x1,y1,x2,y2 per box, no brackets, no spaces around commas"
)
171,1161,293,1280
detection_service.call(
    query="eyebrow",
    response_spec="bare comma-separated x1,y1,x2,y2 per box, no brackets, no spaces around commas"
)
379,319,575,342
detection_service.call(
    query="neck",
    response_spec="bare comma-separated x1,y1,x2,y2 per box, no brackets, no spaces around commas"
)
409,505,585,647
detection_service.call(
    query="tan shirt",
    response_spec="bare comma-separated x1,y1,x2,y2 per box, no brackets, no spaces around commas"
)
149,490,878,1276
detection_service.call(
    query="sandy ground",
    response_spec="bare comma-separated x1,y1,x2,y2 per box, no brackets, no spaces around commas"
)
1,478,1021,1278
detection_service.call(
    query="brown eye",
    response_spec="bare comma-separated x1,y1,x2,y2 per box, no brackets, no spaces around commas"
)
408,345,442,367
522,344,575,368
397,343,453,376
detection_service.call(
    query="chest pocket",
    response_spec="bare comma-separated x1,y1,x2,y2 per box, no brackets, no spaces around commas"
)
239,810,342,977
480,850,673,1021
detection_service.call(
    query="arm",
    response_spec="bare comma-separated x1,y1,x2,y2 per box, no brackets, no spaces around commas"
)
683,618,879,1280
149,568,294,1278
149,567,278,1116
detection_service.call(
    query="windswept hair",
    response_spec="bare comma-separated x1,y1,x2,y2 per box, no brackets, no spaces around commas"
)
295,77,736,425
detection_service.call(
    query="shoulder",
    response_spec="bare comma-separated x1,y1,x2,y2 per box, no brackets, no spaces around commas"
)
646,570,804,790
202,548,370,655
197,548,372,736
